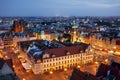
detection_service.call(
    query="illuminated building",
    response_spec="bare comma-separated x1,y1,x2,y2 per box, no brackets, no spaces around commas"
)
71,20,77,43
2,33,13,48
12,20,25,32
36,30,56,41
20,40,93,74
19,20,25,32
0,38,4,49
13,20,20,32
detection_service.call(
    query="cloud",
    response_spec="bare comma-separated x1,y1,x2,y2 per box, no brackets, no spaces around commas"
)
84,1,120,8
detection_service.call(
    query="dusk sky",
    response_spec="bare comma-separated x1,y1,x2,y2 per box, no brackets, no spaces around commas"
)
0,0,120,16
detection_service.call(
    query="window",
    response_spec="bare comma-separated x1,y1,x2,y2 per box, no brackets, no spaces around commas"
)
65,57,66,59
53,58,55,61
44,65,46,67
44,60,46,63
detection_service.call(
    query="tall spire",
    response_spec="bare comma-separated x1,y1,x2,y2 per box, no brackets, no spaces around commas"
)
71,20,77,43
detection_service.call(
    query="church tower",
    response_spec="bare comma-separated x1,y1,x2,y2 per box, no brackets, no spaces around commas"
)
19,20,25,32
13,20,20,32
71,20,77,43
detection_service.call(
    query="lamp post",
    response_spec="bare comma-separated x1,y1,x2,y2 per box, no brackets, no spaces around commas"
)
64,68,67,79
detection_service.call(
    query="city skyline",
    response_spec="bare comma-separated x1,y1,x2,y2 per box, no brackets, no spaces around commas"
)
0,0,120,16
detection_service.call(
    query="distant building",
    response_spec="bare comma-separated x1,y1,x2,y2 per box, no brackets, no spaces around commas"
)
35,30,56,41
2,33,13,48
0,37,4,49
12,20,25,33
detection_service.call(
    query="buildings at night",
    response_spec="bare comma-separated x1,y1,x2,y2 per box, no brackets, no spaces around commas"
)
69,61,120,80
0,16,120,80
19,40,93,74
12,20,25,33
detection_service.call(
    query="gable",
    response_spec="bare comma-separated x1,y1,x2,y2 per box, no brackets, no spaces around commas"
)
43,53,50,59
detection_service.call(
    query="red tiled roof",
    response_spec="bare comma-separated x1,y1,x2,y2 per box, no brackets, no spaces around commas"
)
70,68,96,80
45,44,89,58
44,30,51,34
96,63,119,78
96,63,108,77
116,38,120,45
109,67,119,76
0,38,3,46
28,33,36,37
116,39,120,45
115,76,120,80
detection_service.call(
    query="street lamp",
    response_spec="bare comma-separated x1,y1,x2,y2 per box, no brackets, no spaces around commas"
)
95,61,98,65
22,78,26,80
64,68,67,71
64,68,67,79
77,65,80,68
104,59,108,64
13,65,15,68
49,71,53,74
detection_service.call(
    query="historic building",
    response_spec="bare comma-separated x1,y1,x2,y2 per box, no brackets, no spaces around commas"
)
71,20,77,43
35,30,56,41
2,33,13,48
12,20,25,33
19,40,93,74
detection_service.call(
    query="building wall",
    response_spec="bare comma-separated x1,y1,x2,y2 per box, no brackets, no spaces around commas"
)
3,36,13,48
32,52,93,74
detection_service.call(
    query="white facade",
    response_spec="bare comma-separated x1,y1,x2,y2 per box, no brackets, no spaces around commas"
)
31,51,93,74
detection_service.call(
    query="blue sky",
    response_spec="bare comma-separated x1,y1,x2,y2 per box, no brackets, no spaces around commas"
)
0,0,120,16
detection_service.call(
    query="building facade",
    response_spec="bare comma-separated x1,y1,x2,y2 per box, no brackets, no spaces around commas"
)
25,43,93,74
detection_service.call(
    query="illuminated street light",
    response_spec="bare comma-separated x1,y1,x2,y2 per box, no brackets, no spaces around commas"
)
77,65,80,68
22,78,26,80
13,65,15,68
113,46,116,49
64,68,67,71
5,56,8,59
104,59,108,64
95,61,98,65
50,71,53,74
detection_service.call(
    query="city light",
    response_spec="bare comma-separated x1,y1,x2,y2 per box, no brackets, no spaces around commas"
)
64,68,67,71
13,65,15,68
22,78,26,80
5,56,8,59
95,62,98,65
105,59,108,64
77,65,80,68
50,71,53,74
90,49,93,52
113,46,116,49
